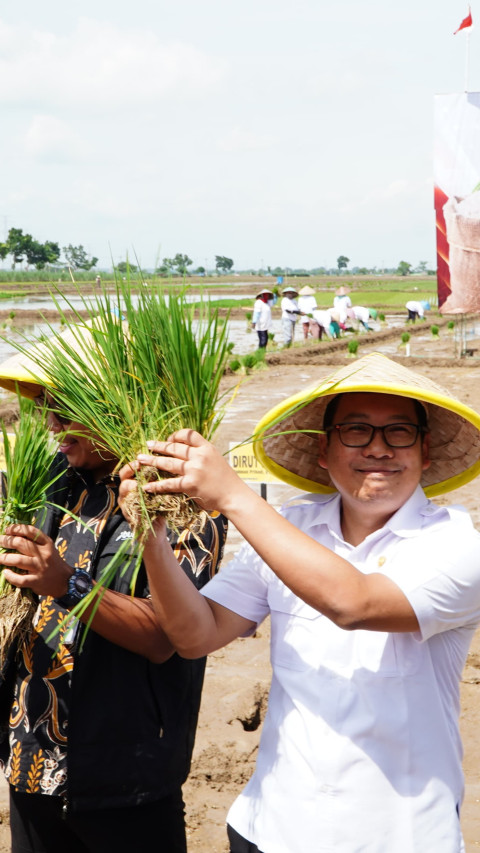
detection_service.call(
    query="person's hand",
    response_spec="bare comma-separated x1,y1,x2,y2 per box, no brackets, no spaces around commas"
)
0,524,73,598
119,430,246,515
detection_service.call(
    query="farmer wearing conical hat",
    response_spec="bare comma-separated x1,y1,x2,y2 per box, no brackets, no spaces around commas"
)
252,288,274,349
297,285,319,340
333,286,352,327
120,352,480,853
0,328,227,853
280,285,300,347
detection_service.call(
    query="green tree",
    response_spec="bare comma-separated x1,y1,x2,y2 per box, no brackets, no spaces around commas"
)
0,227,60,269
396,260,412,276
156,260,172,276
215,255,234,273
5,228,27,269
171,253,192,275
116,261,138,274
63,244,98,270
337,255,350,272
416,260,428,273
157,254,192,276
24,238,60,269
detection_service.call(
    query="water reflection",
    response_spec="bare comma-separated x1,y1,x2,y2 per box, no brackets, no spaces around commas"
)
0,291,248,313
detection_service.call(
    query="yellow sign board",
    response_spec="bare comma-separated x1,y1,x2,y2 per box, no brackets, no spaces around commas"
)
229,441,277,484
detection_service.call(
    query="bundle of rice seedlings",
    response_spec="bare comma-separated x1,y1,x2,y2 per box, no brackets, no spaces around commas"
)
0,395,62,667
12,279,232,545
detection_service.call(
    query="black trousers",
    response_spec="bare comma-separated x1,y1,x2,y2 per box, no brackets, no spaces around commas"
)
227,824,263,853
256,329,268,348
10,787,186,853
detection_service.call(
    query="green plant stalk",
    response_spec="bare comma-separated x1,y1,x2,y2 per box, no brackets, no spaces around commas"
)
0,395,63,666
10,278,236,617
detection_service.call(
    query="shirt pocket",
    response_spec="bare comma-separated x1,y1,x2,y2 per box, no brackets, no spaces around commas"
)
268,585,323,672
354,630,420,677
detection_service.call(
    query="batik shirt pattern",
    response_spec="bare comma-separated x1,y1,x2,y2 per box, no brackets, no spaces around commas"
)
3,473,119,796
1,469,227,798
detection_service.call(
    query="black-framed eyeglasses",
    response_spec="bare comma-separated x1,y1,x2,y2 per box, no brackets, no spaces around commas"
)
34,392,72,426
326,422,425,448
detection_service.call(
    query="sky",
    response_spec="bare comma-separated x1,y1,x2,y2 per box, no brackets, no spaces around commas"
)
0,0,479,272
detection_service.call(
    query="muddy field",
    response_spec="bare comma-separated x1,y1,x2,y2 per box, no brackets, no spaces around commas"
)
1,320,480,851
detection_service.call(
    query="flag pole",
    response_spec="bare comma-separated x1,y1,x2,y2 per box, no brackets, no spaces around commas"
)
465,29,471,91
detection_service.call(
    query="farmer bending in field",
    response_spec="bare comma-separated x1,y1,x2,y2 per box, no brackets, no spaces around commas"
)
0,349,227,853
120,352,480,853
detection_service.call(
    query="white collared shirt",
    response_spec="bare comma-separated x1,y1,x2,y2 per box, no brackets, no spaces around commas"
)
203,487,480,852
281,296,299,321
252,299,272,331
298,294,317,322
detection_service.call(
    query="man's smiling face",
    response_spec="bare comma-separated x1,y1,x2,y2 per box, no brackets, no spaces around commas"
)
318,393,431,523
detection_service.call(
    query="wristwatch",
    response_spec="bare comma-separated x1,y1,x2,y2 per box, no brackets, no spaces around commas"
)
56,569,95,610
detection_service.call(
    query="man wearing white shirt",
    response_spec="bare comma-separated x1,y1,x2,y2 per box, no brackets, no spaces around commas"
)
251,288,274,348
120,353,480,853
280,286,300,347
406,300,429,322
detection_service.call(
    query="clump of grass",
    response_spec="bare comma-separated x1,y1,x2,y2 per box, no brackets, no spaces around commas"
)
431,325,439,337
229,359,242,372
447,320,455,331
401,332,410,345
347,339,359,356
0,395,62,667
242,353,258,371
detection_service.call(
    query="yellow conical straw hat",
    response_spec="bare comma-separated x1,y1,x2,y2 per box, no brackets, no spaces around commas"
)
0,319,121,399
253,352,480,497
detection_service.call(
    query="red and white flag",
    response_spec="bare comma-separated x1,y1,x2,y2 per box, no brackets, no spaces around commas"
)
454,7,473,34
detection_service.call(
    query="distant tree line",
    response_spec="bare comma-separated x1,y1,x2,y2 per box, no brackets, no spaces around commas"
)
0,229,435,278
148,254,234,276
114,254,235,277
0,228,98,271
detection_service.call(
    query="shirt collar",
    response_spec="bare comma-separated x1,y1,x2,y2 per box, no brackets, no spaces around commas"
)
286,485,449,545
382,484,447,538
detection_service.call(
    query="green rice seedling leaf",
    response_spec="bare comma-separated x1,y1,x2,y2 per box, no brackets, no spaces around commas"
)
0,394,64,666
7,278,234,619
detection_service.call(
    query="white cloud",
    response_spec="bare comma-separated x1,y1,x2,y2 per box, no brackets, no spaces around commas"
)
24,115,87,163
0,17,226,112
217,126,275,152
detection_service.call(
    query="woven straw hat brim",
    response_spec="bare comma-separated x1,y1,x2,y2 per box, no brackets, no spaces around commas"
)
299,286,316,296
282,287,299,295
0,348,58,398
0,321,111,399
256,288,274,298
253,352,480,497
